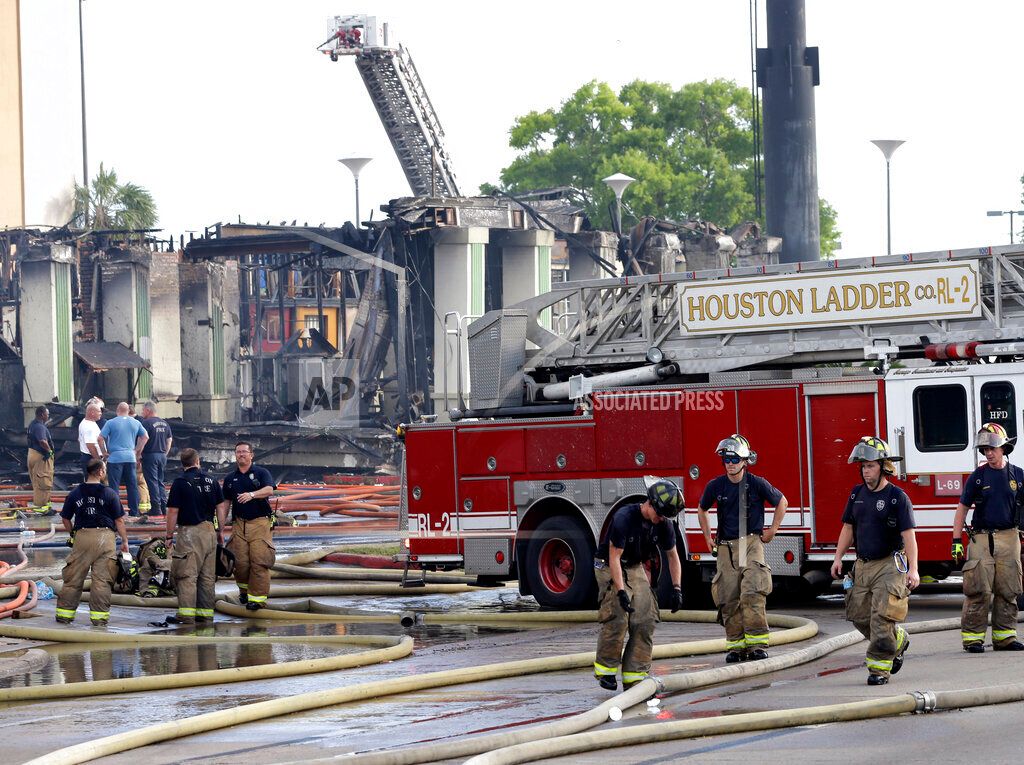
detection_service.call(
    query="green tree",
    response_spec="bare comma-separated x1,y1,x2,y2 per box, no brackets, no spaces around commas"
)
819,198,841,258
490,78,840,258
72,163,158,231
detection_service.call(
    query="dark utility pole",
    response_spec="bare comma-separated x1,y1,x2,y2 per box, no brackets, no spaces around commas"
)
757,0,820,263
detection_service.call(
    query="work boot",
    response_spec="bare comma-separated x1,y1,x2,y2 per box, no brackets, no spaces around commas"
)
725,650,745,664
867,674,888,686
964,643,985,654
891,638,911,674
166,614,195,625
137,515,154,525
195,615,214,624
994,640,1024,651
245,601,266,612
90,619,108,627
238,592,248,604
55,616,74,625
597,675,618,691
746,648,769,661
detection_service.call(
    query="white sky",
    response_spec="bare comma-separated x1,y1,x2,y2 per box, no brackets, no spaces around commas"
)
77,0,1024,257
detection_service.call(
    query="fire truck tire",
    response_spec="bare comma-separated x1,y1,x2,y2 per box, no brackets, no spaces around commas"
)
524,516,596,609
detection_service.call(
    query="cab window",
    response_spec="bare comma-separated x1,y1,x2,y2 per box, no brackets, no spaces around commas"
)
913,384,968,452
980,381,1016,440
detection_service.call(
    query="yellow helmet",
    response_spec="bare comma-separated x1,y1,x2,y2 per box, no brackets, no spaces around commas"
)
848,436,903,475
976,422,1014,454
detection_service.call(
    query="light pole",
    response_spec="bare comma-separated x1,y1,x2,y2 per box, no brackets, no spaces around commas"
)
338,157,372,224
870,139,905,256
602,172,635,234
78,0,89,225
987,209,1024,244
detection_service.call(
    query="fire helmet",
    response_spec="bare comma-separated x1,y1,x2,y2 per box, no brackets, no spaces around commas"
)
646,478,683,519
976,422,1014,455
715,434,757,463
848,436,903,476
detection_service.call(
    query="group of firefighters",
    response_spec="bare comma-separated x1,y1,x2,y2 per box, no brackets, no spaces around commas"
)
594,422,1024,690
54,441,278,628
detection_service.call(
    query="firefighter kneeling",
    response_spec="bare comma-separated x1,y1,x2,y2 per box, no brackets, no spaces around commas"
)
56,459,130,626
831,437,919,685
164,448,225,625
136,538,174,598
593,478,684,691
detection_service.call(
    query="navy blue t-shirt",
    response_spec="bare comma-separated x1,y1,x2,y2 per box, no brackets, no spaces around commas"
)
841,482,915,560
28,420,52,455
60,482,124,530
959,463,1024,530
222,465,276,521
596,503,676,566
168,468,224,526
142,417,173,454
699,473,783,540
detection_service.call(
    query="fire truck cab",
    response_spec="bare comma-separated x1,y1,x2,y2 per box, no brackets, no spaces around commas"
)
399,245,1024,608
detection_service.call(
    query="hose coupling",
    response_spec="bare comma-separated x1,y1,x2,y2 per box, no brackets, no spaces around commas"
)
911,690,937,713
651,675,666,694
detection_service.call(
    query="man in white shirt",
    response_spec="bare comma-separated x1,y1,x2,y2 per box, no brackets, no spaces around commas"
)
78,403,103,479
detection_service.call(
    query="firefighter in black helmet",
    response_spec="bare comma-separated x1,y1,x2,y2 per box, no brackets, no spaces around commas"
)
953,422,1024,653
831,436,918,685
593,477,684,691
698,434,788,663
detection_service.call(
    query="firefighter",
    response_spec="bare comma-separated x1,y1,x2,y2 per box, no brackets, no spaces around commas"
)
593,478,684,691
831,436,919,685
219,441,277,611
55,459,130,626
165,448,224,624
952,422,1024,653
697,434,788,663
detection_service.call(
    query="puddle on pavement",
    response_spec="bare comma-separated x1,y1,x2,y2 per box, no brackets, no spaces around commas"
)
0,629,359,690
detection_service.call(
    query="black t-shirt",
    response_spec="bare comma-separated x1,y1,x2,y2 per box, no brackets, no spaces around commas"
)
699,473,783,541
142,417,172,454
222,465,276,521
60,482,124,531
168,468,224,526
841,482,915,560
596,503,677,566
959,463,1024,530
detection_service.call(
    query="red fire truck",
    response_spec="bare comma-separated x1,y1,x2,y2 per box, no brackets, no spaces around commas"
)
399,245,1024,608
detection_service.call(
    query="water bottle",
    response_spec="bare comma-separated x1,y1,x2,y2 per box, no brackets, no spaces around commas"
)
20,528,36,546
18,519,25,532
842,574,853,592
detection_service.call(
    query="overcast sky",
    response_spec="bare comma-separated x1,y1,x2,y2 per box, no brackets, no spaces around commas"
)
76,0,1024,258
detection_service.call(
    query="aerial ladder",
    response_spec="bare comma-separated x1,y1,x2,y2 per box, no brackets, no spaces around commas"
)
460,244,1024,411
319,15,460,198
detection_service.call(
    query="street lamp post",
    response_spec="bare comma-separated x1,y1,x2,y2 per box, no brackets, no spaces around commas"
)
986,210,1024,244
338,157,372,225
78,0,89,225
870,139,905,256
602,172,635,235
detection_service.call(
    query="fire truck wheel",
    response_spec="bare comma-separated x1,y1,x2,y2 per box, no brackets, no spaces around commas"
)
524,515,596,609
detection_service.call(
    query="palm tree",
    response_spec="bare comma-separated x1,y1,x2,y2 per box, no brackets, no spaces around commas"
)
72,163,158,232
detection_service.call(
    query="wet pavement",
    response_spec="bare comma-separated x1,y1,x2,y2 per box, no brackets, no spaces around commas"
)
3,569,1023,764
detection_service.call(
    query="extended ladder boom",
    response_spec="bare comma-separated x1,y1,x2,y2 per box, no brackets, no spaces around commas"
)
321,15,459,198
470,245,1024,383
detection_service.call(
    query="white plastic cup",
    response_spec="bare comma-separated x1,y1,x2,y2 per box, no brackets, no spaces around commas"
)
608,707,622,721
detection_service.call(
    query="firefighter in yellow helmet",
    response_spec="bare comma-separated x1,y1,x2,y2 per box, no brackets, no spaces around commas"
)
952,422,1024,653
698,434,788,663
593,478,684,691
831,436,919,685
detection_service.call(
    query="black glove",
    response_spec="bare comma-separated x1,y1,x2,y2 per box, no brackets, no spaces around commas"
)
670,586,684,613
616,589,634,613
951,539,965,563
